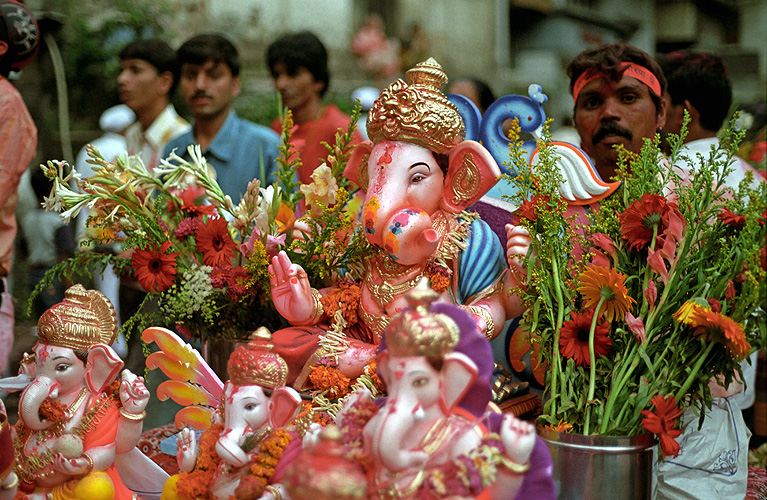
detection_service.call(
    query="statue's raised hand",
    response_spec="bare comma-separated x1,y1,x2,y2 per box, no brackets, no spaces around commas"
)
268,251,316,325
176,428,198,473
500,413,536,468
505,223,533,287
119,370,149,415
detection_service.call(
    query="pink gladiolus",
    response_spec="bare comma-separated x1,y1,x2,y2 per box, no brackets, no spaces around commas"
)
591,249,611,268
644,280,658,309
647,248,669,283
265,234,286,260
626,312,646,344
660,233,678,261
665,205,685,242
590,233,617,259
707,298,722,313
725,280,736,301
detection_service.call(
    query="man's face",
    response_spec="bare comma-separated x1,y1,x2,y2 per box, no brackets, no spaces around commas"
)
573,73,666,179
179,59,240,121
117,58,170,115
270,62,324,115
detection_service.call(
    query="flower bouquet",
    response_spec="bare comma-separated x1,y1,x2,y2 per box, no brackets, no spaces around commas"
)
504,119,766,456
32,108,368,344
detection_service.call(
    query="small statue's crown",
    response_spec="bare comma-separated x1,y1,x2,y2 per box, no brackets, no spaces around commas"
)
384,278,459,358
37,285,118,351
366,58,464,155
227,327,288,389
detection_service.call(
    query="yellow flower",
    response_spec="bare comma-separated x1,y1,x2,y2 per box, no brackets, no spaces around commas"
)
547,419,574,433
577,265,636,322
300,164,338,215
673,300,704,325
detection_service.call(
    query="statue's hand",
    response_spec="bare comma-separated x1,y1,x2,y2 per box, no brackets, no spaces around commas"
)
119,370,149,414
52,454,90,475
176,428,198,473
500,414,536,468
505,224,533,285
268,251,316,325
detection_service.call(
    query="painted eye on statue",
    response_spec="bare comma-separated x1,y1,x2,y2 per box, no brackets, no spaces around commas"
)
55,363,71,373
244,402,260,412
412,376,430,388
411,173,426,183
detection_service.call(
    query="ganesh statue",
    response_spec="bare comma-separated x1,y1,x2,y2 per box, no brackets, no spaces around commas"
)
151,327,303,500
7,284,168,500
331,279,542,500
269,57,527,388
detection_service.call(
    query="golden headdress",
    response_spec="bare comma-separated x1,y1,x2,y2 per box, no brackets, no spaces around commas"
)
366,57,464,155
37,284,118,351
384,278,459,358
227,327,288,389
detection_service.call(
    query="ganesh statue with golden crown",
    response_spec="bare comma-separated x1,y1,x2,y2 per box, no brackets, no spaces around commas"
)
5,285,167,500
268,58,528,388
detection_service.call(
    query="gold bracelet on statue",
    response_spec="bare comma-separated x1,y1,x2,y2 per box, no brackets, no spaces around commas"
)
265,485,282,500
464,305,495,340
0,473,18,490
82,453,94,476
307,288,325,324
509,266,528,288
119,409,146,421
499,456,530,474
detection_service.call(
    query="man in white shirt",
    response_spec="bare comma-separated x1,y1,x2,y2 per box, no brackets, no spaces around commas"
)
118,38,190,170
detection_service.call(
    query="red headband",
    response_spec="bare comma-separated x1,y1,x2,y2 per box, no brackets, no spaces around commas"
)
572,62,661,103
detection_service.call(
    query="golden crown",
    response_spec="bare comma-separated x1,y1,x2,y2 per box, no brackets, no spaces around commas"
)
366,57,464,155
227,327,288,389
37,285,118,351
384,278,459,358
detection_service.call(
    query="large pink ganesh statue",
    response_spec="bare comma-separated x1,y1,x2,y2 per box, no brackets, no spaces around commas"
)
10,285,167,500
333,280,537,500
270,58,526,387
159,328,303,500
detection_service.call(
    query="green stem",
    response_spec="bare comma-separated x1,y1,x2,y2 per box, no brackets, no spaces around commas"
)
600,343,640,433
675,341,716,401
550,256,566,416
584,296,606,435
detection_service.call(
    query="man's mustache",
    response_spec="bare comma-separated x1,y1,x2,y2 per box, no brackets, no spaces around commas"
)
191,91,212,100
592,123,633,145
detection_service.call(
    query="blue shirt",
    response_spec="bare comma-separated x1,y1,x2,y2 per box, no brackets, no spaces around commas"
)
163,110,281,202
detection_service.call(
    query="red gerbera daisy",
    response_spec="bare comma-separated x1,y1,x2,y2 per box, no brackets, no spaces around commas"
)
619,194,683,251
641,394,683,457
178,186,217,217
516,198,538,222
227,266,251,300
131,241,179,292
559,310,612,367
690,308,750,361
717,208,746,229
196,217,236,266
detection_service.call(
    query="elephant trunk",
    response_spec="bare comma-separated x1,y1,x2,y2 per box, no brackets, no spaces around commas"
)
18,376,60,431
216,425,251,469
378,207,439,266
370,398,428,472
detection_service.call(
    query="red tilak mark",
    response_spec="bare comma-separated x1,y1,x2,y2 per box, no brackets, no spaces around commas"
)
393,370,404,381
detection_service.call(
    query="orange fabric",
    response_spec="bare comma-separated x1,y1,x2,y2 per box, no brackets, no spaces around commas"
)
270,104,362,184
82,398,134,500
0,76,37,275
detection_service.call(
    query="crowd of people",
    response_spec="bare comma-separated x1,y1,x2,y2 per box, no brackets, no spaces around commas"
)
1,2,765,499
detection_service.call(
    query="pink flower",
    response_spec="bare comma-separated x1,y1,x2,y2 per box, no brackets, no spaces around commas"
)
644,280,658,309
725,280,736,301
626,312,646,344
707,298,722,313
591,249,611,268
647,247,669,283
265,234,286,260
589,233,617,259
175,217,202,239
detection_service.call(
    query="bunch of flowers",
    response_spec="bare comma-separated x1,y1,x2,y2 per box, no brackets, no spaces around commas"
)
505,118,766,456
33,108,367,342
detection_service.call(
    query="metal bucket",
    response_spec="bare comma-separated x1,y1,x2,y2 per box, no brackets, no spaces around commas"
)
540,428,657,500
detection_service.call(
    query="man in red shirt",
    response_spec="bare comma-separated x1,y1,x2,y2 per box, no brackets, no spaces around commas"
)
0,0,38,376
266,31,362,184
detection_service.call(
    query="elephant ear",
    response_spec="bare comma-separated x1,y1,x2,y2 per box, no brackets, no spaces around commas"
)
268,386,302,428
442,140,502,213
439,352,478,415
85,344,124,394
344,140,373,191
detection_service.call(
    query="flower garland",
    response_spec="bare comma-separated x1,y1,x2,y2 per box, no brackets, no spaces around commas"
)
321,278,362,326
236,428,295,499
175,423,224,500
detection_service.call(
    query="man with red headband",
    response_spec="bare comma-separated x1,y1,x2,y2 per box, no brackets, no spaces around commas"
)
0,0,38,377
568,43,667,181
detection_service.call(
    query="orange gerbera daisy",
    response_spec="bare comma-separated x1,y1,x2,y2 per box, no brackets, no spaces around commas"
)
577,265,636,322
131,241,179,292
690,308,751,361
641,394,683,457
672,300,705,325
195,216,236,266
559,310,612,367
619,194,682,251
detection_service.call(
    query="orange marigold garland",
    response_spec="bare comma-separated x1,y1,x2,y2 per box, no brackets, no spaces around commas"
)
309,365,352,398
238,428,295,499
175,423,224,500
38,398,68,424
320,279,362,326
425,261,450,293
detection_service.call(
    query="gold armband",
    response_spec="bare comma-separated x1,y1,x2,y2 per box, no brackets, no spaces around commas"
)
265,485,283,500
464,305,495,340
499,456,530,474
119,409,146,421
82,453,94,475
307,288,324,324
